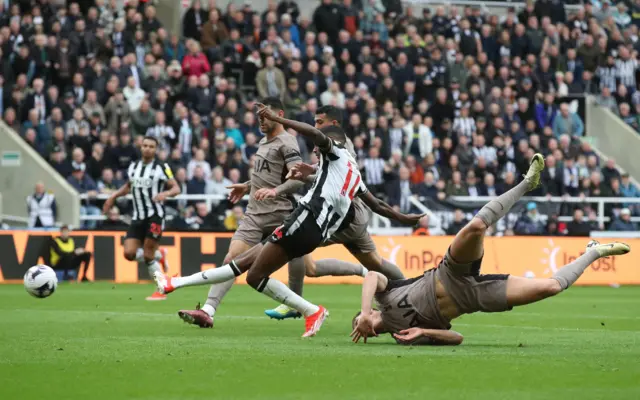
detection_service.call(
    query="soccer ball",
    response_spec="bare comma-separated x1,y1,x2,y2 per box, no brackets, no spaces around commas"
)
24,265,58,298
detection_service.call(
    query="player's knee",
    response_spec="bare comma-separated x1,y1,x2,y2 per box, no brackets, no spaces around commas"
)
465,218,487,237
305,262,317,277
541,279,562,298
246,270,263,290
123,250,137,261
143,249,155,263
223,254,234,265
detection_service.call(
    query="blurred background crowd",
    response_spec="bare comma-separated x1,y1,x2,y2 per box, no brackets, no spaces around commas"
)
3,0,640,235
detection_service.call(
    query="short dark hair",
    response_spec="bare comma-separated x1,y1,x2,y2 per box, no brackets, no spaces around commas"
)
316,105,343,125
261,97,285,112
320,125,347,143
143,135,159,145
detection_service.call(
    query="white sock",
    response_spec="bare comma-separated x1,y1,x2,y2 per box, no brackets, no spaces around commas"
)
173,263,239,289
146,260,162,279
155,250,162,261
361,266,369,277
260,278,319,317
136,248,145,262
201,303,216,317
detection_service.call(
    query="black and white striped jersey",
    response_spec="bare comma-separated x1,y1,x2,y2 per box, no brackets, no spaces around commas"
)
127,160,174,221
299,140,368,240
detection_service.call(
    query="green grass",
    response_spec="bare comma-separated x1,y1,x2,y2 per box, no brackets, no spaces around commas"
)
0,283,639,400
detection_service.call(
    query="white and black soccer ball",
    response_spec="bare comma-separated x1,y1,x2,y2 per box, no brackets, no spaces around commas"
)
24,265,58,298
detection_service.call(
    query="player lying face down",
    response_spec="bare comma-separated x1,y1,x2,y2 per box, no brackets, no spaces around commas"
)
351,154,631,345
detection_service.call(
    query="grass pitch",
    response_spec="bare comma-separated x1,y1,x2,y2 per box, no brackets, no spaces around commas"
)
0,283,639,400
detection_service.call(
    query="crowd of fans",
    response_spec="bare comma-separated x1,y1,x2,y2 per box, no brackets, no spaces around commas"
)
2,0,640,234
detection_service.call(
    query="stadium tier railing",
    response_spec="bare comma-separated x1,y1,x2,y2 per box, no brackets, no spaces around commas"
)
78,193,640,231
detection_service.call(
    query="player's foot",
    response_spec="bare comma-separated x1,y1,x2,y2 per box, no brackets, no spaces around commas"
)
524,153,545,190
178,303,214,328
146,291,167,301
153,271,175,294
302,305,328,337
586,240,630,257
265,304,302,320
159,248,170,273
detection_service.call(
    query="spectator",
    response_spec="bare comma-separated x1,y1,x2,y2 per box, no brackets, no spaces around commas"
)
514,202,545,235
566,208,592,237
183,0,208,41
610,208,638,231
595,86,618,114
541,155,564,196
445,171,469,196
446,209,468,235
66,163,100,229
26,182,57,228
362,147,386,197
403,114,432,160
224,205,245,231
206,166,231,203
200,9,228,57
256,55,286,100
100,206,129,230
552,103,584,138
187,149,212,180
123,75,145,112
187,165,207,198
104,89,131,134
146,110,176,151
130,99,155,137
182,40,210,77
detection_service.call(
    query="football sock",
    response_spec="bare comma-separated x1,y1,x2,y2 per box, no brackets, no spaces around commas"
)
476,178,530,227
201,303,216,317
552,249,601,290
379,259,405,280
145,259,162,279
155,250,162,261
314,259,367,277
136,248,145,262
173,261,242,289
257,277,319,317
288,257,306,296
204,280,234,315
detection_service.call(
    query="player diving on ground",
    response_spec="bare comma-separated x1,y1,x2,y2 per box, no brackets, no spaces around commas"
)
350,153,631,345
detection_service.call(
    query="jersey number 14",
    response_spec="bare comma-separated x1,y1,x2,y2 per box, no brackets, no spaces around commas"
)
340,161,361,200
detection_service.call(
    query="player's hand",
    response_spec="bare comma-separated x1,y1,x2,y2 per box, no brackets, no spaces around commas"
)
350,313,377,344
393,328,424,344
153,192,168,202
255,102,276,120
74,248,85,255
227,183,249,203
102,197,114,214
404,213,427,227
254,188,277,201
286,163,317,181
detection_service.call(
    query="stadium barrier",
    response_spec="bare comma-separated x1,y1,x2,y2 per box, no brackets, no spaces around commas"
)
0,231,636,285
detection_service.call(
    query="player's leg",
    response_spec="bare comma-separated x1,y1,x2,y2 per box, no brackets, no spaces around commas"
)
143,237,166,300
199,239,253,317
265,256,306,320
353,250,405,280
245,241,328,337
506,241,630,307
123,238,142,262
73,252,92,282
449,153,544,265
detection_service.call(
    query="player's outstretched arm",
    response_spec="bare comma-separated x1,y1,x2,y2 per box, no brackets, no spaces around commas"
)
153,178,181,202
359,191,424,226
256,103,331,150
351,272,388,343
393,328,463,346
102,181,131,214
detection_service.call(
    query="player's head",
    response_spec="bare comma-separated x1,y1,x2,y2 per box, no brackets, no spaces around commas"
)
60,224,70,240
320,125,347,145
141,136,158,160
259,97,286,134
315,105,343,129
352,309,386,335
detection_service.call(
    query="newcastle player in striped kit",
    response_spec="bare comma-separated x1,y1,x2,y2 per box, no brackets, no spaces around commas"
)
103,136,180,300
155,105,371,337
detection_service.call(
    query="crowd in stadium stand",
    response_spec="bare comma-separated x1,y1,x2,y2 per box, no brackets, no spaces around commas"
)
2,0,640,234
